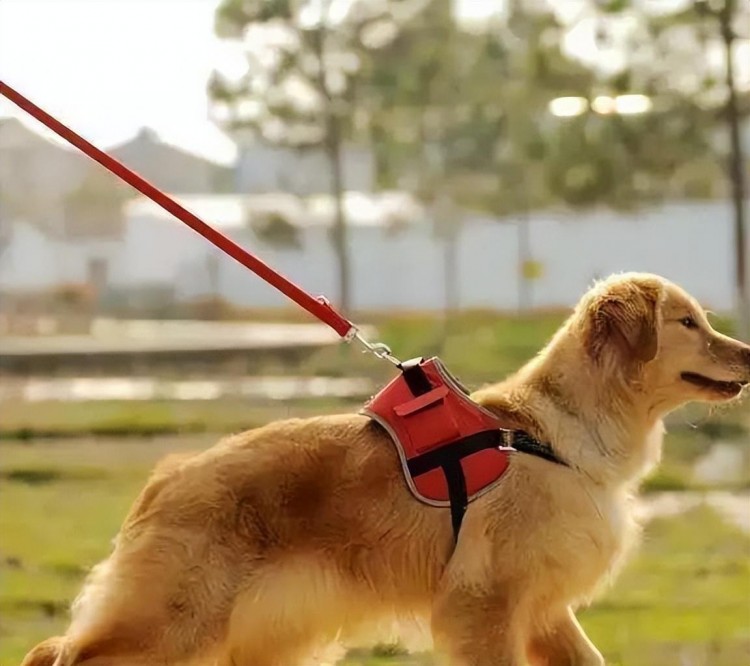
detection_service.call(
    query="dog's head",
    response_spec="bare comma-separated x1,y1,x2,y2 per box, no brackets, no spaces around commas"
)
577,272,750,412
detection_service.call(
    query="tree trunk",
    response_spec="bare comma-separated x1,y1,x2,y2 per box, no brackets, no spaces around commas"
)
720,0,748,339
326,113,352,313
433,193,459,351
313,0,351,315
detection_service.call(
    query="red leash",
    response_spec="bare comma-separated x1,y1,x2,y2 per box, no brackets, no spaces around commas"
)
0,80,370,342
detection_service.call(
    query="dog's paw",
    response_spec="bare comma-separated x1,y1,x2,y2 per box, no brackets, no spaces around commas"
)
579,651,605,666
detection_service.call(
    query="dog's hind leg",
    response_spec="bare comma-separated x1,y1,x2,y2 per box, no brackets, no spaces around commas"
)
36,540,237,666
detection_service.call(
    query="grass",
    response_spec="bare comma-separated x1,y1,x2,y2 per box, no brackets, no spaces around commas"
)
0,397,366,441
0,439,197,665
1,436,749,666
305,310,568,384
580,506,750,666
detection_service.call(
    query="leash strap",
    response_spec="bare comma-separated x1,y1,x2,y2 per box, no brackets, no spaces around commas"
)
0,80,356,339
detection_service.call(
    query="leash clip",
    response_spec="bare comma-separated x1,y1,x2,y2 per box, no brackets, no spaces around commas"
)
352,331,401,366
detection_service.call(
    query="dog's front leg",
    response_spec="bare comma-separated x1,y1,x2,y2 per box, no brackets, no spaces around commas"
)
431,583,526,666
527,607,604,666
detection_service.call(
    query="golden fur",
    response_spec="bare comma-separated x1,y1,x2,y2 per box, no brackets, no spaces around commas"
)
21,273,750,666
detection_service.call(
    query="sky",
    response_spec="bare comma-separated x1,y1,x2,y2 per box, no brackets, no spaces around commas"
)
0,0,747,166
0,0,239,163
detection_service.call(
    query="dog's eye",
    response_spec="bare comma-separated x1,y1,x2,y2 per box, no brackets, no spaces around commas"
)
680,315,698,329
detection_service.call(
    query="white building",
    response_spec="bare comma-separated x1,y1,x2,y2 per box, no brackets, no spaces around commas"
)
1,195,746,312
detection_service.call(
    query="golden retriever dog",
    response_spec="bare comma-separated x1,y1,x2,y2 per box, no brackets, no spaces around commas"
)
21,272,749,666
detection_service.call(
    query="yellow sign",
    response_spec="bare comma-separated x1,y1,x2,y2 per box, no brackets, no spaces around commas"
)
521,260,544,280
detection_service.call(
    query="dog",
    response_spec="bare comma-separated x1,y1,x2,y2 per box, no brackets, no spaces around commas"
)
21,272,750,666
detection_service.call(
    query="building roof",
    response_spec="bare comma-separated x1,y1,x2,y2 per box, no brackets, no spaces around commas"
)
109,127,235,168
125,191,426,229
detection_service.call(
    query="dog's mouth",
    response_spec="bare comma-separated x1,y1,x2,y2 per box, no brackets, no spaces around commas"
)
680,372,748,397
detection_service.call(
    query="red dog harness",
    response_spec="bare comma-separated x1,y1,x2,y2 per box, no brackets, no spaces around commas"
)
362,357,564,542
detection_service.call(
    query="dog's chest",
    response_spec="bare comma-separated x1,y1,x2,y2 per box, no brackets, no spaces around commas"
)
601,488,633,540
580,486,639,583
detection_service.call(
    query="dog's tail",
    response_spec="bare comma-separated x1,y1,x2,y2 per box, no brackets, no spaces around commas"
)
20,637,76,666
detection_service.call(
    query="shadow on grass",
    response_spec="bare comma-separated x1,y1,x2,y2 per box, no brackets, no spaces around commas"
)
1,467,110,485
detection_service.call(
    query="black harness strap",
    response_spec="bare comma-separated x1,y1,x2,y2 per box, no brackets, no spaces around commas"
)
398,357,433,396
397,357,477,544
511,431,565,465
441,460,468,541
406,429,502,544
406,429,503,477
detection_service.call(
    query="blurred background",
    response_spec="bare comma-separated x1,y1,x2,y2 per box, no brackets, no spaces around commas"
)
0,1,749,664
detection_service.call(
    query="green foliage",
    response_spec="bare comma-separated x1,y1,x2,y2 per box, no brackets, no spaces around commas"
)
250,211,302,248
370,642,410,657
213,0,747,215
215,0,293,36
364,0,598,212
378,0,729,212
210,0,402,147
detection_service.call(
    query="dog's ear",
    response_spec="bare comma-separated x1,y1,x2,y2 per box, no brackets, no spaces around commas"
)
585,279,662,365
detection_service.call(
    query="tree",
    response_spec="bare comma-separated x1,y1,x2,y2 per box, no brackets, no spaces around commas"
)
696,0,750,339
209,0,413,312
364,0,598,309
568,0,749,334
363,0,596,211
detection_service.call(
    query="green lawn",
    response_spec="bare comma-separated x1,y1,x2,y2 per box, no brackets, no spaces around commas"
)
0,398,361,440
580,505,750,666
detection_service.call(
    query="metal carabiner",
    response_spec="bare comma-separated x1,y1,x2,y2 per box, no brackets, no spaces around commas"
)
351,330,401,367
